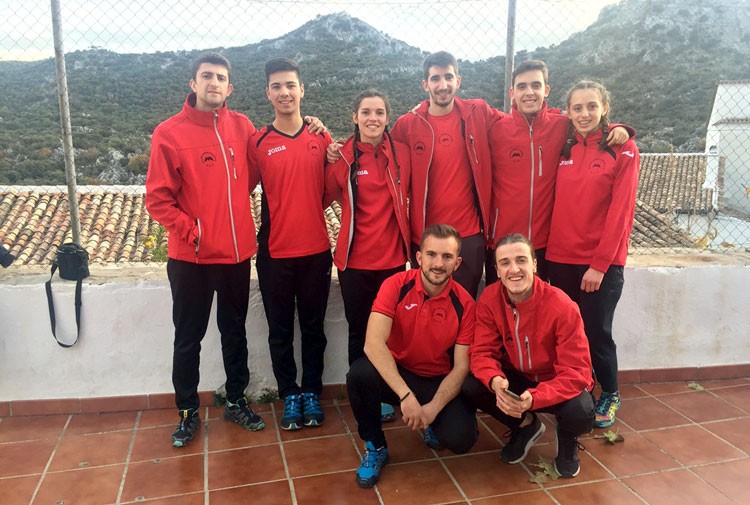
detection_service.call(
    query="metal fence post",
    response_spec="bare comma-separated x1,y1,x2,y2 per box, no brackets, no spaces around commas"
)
503,0,516,113
50,0,82,245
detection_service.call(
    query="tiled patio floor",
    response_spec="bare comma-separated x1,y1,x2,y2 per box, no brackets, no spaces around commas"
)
2,378,750,505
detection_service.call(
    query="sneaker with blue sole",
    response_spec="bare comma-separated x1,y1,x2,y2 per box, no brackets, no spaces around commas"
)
281,394,303,431
302,392,324,427
423,426,443,450
356,441,389,488
172,408,200,447
380,403,396,423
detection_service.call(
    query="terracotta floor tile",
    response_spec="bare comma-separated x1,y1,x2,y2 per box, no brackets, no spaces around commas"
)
712,384,750,412
0,414,68,443
0,474,41,505
283,435,360,478
33,464,124,505
692,458,750,504
468,422,503,454
130,425,204,462
207,444,286,489
293,471,381,505
373,425,435,464
618,383,652,399
624,468,735,505
210,480,292,505
703,417,750,452
657,391,745,423
636,381,698,396
443,452,538,498
49,431,132,471
643,425,745,466
121,455,203,502
138,408,182,429
699,378,750,389
615,397,691,431
375,459,462,504
472,490,556,504
65,411,137,436
205,415,278,452
549,480,644,505
121,492,204,504
585,431,679,477
278,406,348,441
523,442,612,488
0,439,55,477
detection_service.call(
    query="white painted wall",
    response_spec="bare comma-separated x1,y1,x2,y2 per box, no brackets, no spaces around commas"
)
1,260,748,402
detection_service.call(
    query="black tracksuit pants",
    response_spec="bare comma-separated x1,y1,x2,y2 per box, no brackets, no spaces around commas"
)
548,262,624,394
168,258,251,411
337,265,404,366
256,248,332,399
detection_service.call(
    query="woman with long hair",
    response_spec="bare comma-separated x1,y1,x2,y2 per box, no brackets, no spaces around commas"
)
546,80,640,429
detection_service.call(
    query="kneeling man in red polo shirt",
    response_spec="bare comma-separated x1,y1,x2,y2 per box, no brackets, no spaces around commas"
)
347,224,478,488
462,233,595,478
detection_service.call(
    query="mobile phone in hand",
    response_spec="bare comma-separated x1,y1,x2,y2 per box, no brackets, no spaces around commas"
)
502,389,521,401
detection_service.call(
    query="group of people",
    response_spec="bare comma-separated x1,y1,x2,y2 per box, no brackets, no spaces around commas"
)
145,49,640,486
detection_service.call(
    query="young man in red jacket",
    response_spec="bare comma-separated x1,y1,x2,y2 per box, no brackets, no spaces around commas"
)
250,58,334,432
487,60,631,283
462,233,595,478
146,52,265,447
391,51,505,298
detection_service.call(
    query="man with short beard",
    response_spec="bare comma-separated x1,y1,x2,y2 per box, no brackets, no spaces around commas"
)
346,224,478,489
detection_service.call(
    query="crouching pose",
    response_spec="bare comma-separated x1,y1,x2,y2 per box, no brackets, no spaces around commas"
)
347,224,477,488
462,233,594,478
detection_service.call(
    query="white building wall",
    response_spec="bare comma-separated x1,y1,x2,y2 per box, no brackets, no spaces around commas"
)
1,262,749,402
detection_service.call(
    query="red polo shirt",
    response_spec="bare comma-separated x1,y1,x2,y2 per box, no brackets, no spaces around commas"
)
371,268,475,377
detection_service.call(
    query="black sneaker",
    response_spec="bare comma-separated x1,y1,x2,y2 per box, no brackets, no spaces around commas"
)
172,408,200,447
224,396,265,431
554,428,581,478
500,412,546,464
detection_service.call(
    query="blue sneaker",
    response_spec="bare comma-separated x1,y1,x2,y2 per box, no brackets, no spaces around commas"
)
356,441,389,488
281,394,303,431
380,403,396,423
302,392,324,427
423,426,443,450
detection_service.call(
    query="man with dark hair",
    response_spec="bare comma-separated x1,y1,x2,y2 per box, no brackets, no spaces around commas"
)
146,51,265,447
347,224,478,489
250,57,334,432
390,51,505,298
462,233,595,478
486,60,631,283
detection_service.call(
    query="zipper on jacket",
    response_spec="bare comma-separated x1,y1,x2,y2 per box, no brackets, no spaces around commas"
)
524,335,532,370
491,207,498,242
512,308,525,372
538,146,543,177
468,134,479,163
528,124,535,240
418,113,435,236
229,147,237,180
195,218,202,259
213,112,241,262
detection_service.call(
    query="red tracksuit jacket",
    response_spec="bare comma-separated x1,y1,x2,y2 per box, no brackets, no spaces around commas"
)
145,93,258,264
471,276,594,409
546,129,640,272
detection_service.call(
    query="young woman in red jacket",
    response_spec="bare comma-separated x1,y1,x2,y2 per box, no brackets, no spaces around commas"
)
325,89,411,421
546,81,640,429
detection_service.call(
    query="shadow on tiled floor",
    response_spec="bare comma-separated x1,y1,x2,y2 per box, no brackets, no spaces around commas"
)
2,378,749,505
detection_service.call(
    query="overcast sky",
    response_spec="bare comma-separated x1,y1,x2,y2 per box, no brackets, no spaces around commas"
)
1,0,621,62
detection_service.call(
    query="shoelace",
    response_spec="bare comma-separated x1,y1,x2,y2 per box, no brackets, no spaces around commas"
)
596,393,618,415
363,447,384,468
284,396,301,417
302,394,322,415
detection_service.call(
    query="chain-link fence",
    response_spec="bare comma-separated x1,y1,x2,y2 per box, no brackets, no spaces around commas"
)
1,0,749,265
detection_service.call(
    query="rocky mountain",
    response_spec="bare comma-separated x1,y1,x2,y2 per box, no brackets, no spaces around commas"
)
0,1,748,184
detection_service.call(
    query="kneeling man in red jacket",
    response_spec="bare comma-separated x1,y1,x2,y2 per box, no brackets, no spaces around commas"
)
462,233,594,478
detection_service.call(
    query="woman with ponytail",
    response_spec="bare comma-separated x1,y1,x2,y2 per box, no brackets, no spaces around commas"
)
546,80,640,429
325,89,411,374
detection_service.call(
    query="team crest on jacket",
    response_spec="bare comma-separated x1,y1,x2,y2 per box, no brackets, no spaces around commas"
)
589,159,606,174
509,148,523,162
414,141,426,155
201,152,216,168
308,141,321,155
431,307,447,323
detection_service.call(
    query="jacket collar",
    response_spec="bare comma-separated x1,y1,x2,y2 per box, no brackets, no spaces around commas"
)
414,96,472,120
182,92,229,126
511,101,550,127
500,275,544,310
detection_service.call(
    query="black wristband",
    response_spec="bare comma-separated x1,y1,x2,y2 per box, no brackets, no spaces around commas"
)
399,391,411,402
